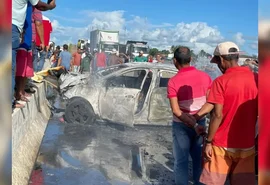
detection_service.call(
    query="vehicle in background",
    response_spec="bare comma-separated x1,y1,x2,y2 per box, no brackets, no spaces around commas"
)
90,30,119,54
126,41,149,61
119,43,127,54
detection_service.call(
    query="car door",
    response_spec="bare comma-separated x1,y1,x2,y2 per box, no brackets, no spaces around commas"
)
99,69,148,126
148,70,177,124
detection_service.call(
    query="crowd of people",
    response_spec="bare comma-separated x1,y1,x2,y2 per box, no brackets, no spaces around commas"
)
45,46,168,75
168,42,258,185
12,0,56,109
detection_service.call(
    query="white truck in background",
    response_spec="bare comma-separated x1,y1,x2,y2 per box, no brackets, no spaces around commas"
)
126,41,149,60
90,30,119,54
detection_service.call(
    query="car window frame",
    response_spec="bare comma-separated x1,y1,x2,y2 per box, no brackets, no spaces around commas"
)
105,69,149,90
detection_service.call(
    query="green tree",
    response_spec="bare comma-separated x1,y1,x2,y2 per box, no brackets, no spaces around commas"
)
149,48,159,56
161,50,170,55
68,43,73,53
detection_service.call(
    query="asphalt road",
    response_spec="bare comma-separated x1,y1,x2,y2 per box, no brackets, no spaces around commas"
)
29,116,182,185
28,92,257,185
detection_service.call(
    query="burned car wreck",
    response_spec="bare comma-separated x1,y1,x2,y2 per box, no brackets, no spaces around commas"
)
60,63,178,127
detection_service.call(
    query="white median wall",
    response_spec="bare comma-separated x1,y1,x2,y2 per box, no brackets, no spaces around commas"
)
12,82,51,185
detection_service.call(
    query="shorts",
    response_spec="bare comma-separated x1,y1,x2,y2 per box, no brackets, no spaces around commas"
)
16,48,34,77
200,145,255,185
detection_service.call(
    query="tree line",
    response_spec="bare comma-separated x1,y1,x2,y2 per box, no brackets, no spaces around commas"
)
149,45,257,59
149,45,212,59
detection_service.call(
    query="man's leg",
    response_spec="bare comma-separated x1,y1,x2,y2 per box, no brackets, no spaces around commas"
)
32,42,38,72
12,25,20,103
200,146,231,185
230,149,255,185
172,122,192,185
37,50,46,71
190,119,206,185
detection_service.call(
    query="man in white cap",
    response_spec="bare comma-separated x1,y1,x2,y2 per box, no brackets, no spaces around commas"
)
134,50,147,62
108,48,122,66
193,41,258,185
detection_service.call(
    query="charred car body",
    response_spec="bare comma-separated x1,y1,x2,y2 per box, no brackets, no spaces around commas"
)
60,63,178,127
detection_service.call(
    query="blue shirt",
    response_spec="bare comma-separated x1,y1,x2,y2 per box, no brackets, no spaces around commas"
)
59,50,72,70
20,2,32,50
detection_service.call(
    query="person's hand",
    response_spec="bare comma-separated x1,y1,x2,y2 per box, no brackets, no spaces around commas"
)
195,125,206,135
204,144,213,161
180,113,196,127
49,0,56,10
40,43,45,51
193,114,201,121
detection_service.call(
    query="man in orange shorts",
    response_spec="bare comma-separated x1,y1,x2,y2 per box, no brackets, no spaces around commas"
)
194,42,258,185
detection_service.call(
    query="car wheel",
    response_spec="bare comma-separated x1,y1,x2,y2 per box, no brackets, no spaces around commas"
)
64,97,96,125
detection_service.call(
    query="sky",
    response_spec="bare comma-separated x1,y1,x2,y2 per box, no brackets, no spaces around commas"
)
44,0,258,55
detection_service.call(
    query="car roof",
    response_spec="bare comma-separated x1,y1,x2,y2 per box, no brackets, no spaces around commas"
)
96,63,178,78
119,62,178,71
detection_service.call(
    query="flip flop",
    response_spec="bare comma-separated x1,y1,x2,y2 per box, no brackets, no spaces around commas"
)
12,101,25,109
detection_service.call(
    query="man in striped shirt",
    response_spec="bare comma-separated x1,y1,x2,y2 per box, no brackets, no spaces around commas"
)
167,46,212,185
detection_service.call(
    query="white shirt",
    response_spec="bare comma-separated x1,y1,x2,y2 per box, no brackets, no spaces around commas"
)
81,53,86,59
12,0,39,32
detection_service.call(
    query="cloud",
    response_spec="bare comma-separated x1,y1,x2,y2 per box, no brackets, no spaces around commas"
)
233,32,245,46
249,41,258,50
47,10,255,54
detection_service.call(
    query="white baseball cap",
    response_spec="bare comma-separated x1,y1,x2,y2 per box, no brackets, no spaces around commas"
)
210,41,240,63
111,48,117,54
213,41,240,56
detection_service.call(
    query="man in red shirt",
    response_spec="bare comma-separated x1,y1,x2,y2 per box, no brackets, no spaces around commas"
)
167,46,212,185
96,49,107,70
195,42,258,185
71,48,82,72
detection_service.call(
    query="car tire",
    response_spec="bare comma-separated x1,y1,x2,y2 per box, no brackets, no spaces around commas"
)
64,97,96,125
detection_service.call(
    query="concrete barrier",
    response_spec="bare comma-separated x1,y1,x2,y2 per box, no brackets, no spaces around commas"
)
12,82,51,185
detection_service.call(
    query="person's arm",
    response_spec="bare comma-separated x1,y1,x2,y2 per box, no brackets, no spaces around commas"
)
118,57,123,64
169,98,196,126
193,90,214,121
167,80,195,126
70,55,73,70
203,79,224,160
34,0,56,11
35,20,44,49
57,52,62,66
193,78,214,121
57,57,62,66
207,104,223,141
71,54,75,68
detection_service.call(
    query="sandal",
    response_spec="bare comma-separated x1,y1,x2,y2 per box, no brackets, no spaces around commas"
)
12,101,25,109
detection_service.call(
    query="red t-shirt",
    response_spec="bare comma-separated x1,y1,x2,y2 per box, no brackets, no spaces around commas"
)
0,0,11,30
72,52,82,66
167,66,212,122
208,66,258,148
259,58,270,170
36,20,52,46
96,52,107,67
